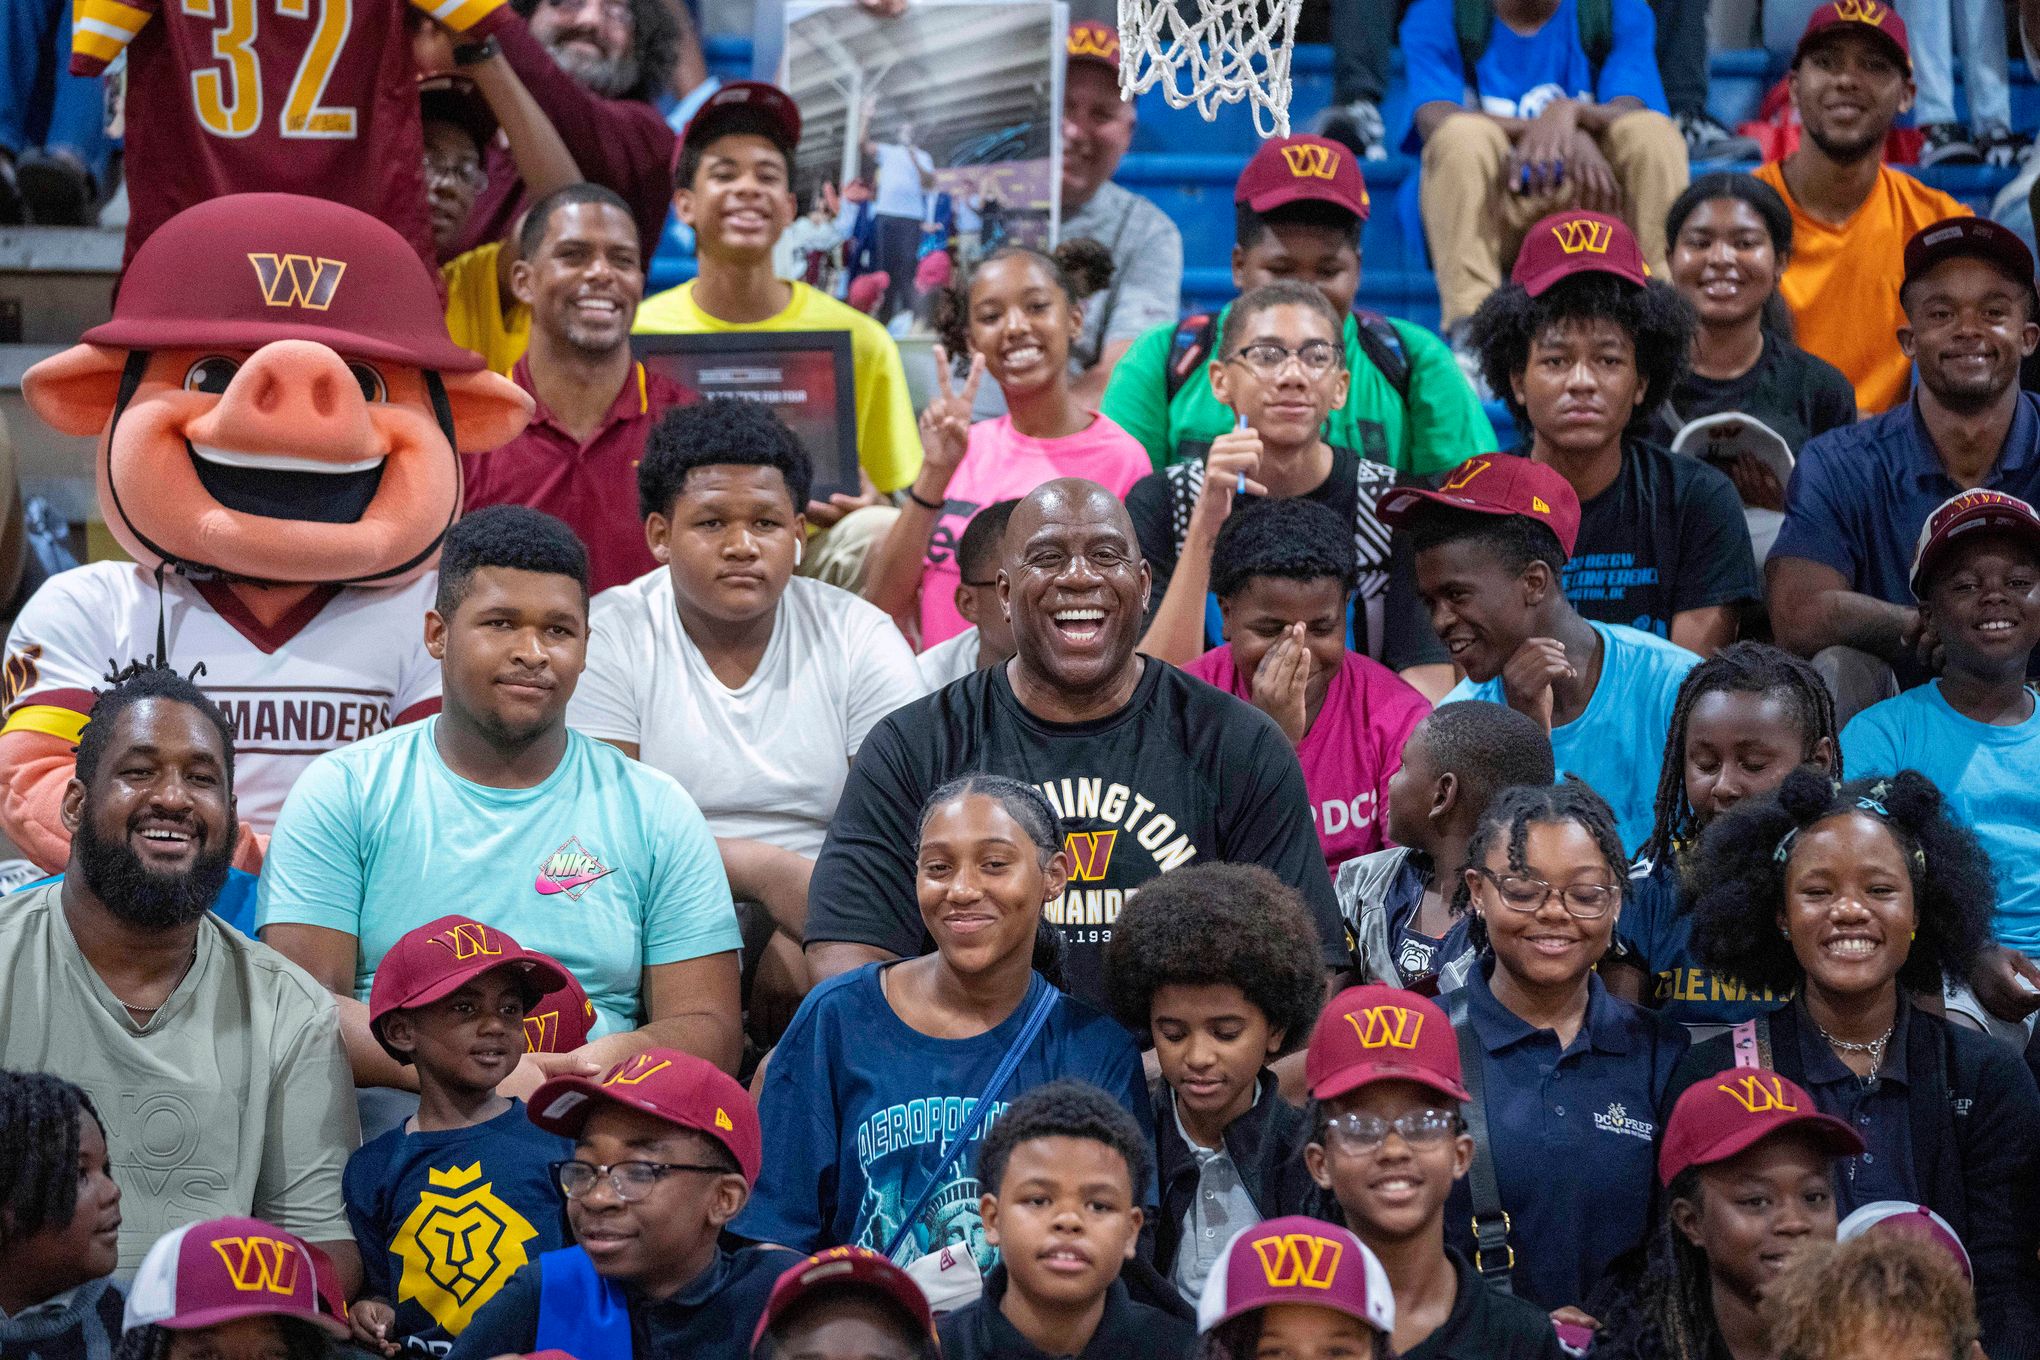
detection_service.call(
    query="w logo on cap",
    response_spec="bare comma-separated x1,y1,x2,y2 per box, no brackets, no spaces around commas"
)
1280,143,1341,181
1442,458,1493,492
1550,219,1614,255
247,253,346,310
1832,0,1887,21
1252,1232,1344,1289
1068,24,1118,59
603,1055,672,1087
1344,1005,1423,1050
1717,1075,1800,1115
431,922,501,961
211,1236,302,1295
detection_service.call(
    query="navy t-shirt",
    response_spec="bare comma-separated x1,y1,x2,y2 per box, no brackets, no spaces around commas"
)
344,1103,573,1357
1618,853,1791,1030
732,965,1153,1270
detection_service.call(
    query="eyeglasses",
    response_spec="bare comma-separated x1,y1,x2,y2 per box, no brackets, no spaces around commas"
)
543,0,634,25
1321,1109,1463,1155
550,1159,733,1202
1226,340,1341,378
1475,868,1621,919
422,156,487,191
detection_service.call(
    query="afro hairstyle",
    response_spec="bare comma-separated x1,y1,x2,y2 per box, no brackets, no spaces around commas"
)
1102,863,1326,1055
1210,495,1357,600
975,1079,1151,1199
1764,1235,1980,1360
1686,769,1997,1000
436,505,589,618
639,395,813,519
1466,272,1695,437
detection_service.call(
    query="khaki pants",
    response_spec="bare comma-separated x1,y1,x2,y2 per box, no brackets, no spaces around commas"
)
1420,109,1690,329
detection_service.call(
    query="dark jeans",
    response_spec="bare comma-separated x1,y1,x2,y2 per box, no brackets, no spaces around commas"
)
0,0,111,171
873,213,922,322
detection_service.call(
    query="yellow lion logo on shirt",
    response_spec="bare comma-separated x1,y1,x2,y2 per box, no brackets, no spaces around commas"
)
392,1162,541,1335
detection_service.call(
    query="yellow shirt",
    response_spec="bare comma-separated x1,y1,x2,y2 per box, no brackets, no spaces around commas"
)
632,279,923,493
441,241,529,377
1756,161,1969,414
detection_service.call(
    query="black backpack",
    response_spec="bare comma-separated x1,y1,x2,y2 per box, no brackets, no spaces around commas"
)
1453,0,1613,101
1162,308,1413,404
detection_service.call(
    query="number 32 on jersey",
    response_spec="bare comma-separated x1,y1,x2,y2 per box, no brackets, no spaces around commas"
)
184,0,355,139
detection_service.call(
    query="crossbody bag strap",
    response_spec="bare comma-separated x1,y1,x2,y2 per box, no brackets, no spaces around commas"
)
1447,985,1514,1294
1731,1014,1774,1069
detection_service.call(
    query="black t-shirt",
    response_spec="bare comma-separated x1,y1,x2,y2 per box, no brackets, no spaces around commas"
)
1124,445,1446,669
804,660,1346,1007
937,1268,1196,1360
1534,440,1761,640
1400,1249,1571,1360
1645,334,1859,455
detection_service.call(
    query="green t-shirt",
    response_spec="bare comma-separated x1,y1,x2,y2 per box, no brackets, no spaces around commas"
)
1099,304,1497,474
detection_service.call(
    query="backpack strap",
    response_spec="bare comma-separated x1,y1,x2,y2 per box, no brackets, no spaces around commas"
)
1731,1015,1774,1070
1352,309,1412,405
1165,313,1220,402
1452,0,1489,101
1446,985,1515,1295
1578,0,1614,83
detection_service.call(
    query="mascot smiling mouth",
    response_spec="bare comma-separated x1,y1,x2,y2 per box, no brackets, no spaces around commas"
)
186,441,387,523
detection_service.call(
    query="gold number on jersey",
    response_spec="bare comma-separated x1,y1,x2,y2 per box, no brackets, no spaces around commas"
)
181,0,358,139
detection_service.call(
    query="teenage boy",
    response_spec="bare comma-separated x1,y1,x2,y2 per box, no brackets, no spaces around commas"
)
1378,454,1700,853
749,1248,939,1360
1467,209,1758,655
449,1048,799,1359
1842,488,2040,1041
1101,136,1490,476
1304,986,1568,1359
936,1080,1195,1360
0,1071,125,1357
1103,864,1330,1301
1338,701,1557,993
634,81,921,573
918,499,1021,690
344,916,578,1357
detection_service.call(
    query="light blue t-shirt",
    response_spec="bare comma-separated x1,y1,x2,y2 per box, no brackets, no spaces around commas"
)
1441,621,1699,855
256,719,739,1036
1842,681,2040,954
1401,0,1668,123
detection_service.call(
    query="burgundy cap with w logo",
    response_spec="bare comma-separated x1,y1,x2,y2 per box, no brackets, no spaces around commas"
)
1234,134,1370,221
1197,1217,1394,1337
124,1217,350,1337
1375,452,1583,557
368,914,572,1063
1658,1067,1863,1186
1306,985,1470,1103
1511,209,1650,297
530,1047,762,1183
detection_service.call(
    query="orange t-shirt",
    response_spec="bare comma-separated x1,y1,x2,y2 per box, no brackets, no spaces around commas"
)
1755,161,1969,414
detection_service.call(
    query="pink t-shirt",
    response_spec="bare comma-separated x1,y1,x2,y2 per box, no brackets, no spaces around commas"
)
1185,645,1431,873
918,412,1150,644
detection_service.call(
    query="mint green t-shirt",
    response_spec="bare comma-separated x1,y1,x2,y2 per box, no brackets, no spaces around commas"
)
1099,305,1496,475
256,719,739,1037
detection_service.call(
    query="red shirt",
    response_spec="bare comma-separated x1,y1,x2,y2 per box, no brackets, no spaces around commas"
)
75,0,506,268
462,357,693,592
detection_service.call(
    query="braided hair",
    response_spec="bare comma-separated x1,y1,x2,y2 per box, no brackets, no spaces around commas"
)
0,1071,102,1251
1587,1169,1720,1360
114,1319,333,1360
1638,642,1840,870
1455,780,1628,953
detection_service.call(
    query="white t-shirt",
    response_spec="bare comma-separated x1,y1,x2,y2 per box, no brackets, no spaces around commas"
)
0,563,440,834
916,627,983,690
569,572,926,856
872,142,934,219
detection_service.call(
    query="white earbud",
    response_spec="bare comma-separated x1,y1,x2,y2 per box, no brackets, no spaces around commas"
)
795,537,806,567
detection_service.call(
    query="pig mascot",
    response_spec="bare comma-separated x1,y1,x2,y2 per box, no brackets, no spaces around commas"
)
1,192,532,870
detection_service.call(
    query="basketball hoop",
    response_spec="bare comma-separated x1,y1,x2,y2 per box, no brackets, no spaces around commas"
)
1116,0,1305,137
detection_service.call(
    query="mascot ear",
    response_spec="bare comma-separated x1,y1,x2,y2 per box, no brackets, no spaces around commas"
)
22,345,131,436
439,369,536,454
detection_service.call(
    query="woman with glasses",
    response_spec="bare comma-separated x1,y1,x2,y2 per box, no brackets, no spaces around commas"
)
1445,781,1690,1315
1126,282,1442,694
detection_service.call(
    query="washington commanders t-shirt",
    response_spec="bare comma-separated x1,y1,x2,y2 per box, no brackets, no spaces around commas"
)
804,660,1344,1006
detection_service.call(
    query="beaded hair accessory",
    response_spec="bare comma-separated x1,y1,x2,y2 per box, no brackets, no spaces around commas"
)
1772,780,1926,869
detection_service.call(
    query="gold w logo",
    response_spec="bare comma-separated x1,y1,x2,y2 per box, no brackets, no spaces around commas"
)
522,1009,557,1052
1064,830,1118,882
1252,1232,1344,1290
1831,0,1886,21
210,1236,302,1295
1550,220,1614,255
1716,1074,1799,1115
1279,143,1340,180
432,922,502,962
1441,458,1493,492
247,253,346,310
1068,27,1118,58
603,1055,671,1087
1343,1005,1423,1050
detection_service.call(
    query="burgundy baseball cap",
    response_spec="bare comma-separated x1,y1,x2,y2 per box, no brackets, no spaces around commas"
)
1902,216,2035,297
368,915,571,1063
1512,210,1650,297
683,80,802,160
1197,1217,1395,1337
123,1218,350,1338
1837,1202,1973,1282
530,1047,763,1184
1235,135,1370,222
1658,1069,1864,1186
1306,986,1470,1103
523,965,597,1056
1793,0,1910,75
750,1247,936,1354
1067,20,1121,73
1375,453,1583,558
1908,487,2040,598
83,192,482,372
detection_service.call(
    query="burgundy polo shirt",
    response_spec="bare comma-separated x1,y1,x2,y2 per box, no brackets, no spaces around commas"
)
462,357,692,593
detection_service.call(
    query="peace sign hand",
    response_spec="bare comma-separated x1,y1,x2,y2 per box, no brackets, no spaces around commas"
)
916,344,985,485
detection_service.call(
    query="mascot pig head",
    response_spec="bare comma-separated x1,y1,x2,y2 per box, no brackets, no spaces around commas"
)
23,193,531,613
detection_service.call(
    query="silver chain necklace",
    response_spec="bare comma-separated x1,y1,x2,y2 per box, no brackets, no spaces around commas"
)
1815,1020,1894,1077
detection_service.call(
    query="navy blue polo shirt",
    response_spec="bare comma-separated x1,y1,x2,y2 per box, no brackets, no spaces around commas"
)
1444,963,1690,1311
1792,995,1918,1215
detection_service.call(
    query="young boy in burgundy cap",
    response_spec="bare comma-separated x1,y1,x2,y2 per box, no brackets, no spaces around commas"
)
448,1048,797,1360
1193,1215,1396,1359
1304,986,1566,1360
750,1247,939,1360
345,915,579,1358
122,1216,353,1357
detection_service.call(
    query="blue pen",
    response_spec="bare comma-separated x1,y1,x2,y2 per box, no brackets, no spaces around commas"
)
1235,413,1248,495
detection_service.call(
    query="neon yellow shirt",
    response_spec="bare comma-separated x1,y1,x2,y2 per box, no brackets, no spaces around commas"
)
441,241,528,377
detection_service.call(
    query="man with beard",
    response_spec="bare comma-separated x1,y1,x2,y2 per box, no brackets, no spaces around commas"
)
1770,217,2040,719
802,477,1346,1013
460,184,690,593
0,664,361,1283
1755,2,1968,413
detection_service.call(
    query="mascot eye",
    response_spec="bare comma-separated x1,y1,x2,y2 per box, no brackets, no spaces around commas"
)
347,362,386,404
183,356,240,395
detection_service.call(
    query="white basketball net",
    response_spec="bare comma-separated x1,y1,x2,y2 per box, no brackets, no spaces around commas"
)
1116,0,1305,137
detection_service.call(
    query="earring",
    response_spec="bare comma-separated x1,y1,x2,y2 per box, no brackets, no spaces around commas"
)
653,546,670,563
1910,930,1917,941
